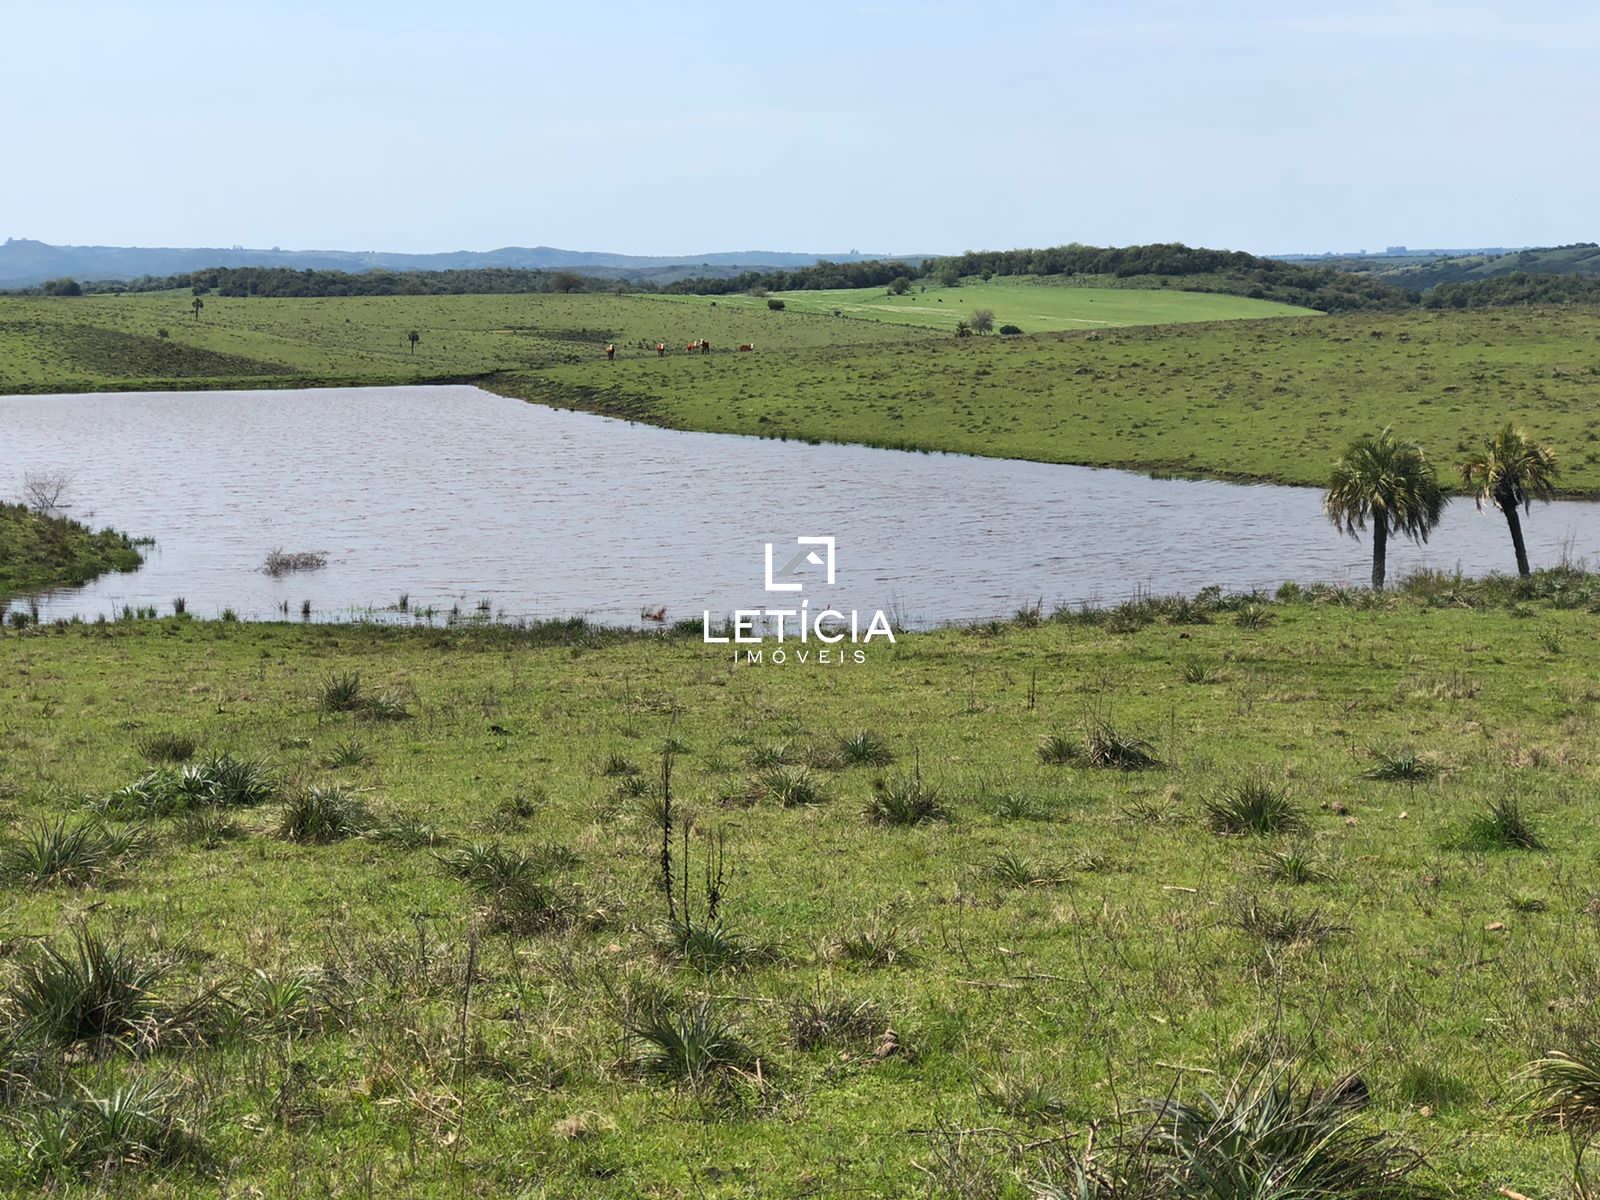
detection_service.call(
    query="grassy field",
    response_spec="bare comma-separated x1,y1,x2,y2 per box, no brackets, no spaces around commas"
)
6,292,1600,496
2,576,1600,1194
0,502,143,600
654,277,1321,333
531,305,1600,493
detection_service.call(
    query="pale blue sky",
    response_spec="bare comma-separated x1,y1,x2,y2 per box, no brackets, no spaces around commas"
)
3,1,1596,256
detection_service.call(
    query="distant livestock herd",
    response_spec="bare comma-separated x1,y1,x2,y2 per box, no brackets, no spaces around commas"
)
602,339,753,360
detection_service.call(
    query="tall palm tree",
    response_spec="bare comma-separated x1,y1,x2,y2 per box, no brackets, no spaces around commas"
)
1324,428,1446,591
1460,423,1559,577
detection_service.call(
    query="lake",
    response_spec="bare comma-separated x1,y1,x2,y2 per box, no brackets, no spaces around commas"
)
3,385,1597,627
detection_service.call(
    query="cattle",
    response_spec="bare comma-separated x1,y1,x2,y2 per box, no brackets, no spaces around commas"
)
604,343,615,361
699,339,710,355
656,342,666,357
737,343,754,352
685,341,699,353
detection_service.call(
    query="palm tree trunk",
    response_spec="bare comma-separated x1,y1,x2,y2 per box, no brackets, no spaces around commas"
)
1371,517,1387,591
1501,498,1531,577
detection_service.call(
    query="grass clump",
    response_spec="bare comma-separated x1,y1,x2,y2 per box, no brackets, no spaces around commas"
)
759,765,828,807
787,995,885,1051
320,738,369,769
12,1077,202,1182
1457,796,1545,850
1135,1068,1426,1198
1037,732,1079,766
1,817,146,887
987,851,1059,888
836,729,895,766
135,732,196,764
1205,775,1304,836
829,920,914,967
277,786,370,843
864,774,946,826
102,753,277,816
1361,749,1440,783
979,1062,1071,1121
1523,1041,1600,1127
1256,843,1329,884
318,673,410,720
626,996,760,1089
9,927,169,1048
1232,896,1346,948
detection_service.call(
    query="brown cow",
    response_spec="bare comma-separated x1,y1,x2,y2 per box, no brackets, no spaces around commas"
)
737,343,754,352
685,341,699,353
699,339,711,355
604,344,615,361
656,342,666,357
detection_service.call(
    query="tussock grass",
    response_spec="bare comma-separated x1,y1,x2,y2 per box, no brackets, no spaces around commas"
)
835,729,895,766
277,786,370,843
1,817,146,887
863,774,946,826
135,732,196,764
786,995,885,1051
1205,775,1304,836
1457,796,1545,850
758,765,827,807
10,927,169,1048
626,996,759,1089
101,753,277,816
1361,749,1439,783
12,1076,202,1182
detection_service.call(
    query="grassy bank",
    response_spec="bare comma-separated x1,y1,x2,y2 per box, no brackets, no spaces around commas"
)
2,575,1600,1193
6,293,1600,496
0,501,142,599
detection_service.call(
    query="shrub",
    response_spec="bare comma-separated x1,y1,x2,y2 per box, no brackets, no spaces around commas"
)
103,753,277,816
998,324,1023,336
1523,1041,1600,1126
766,298,785,311
13,1077,201,1181
1037,733,1078,766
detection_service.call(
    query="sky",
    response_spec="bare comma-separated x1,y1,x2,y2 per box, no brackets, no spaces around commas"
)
2,1,1596,258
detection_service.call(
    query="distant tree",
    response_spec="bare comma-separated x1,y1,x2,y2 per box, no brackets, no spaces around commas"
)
42,278,81,296
1323,428,1445,591
1460,423,1559,576
767,298,785,311
998,324,1023,335
933,261,961,288
191,283,210,297
954,320,972,338
156,328,170,339
408,330,420,354
969,308,995,334
191,296,204,321
551,270,584,294
888,276,910,295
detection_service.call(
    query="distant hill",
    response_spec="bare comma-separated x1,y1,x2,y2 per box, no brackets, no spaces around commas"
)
0,238,920,288
1286,244,1600,291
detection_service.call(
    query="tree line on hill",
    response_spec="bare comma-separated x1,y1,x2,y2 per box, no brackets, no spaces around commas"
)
15,244,1600,314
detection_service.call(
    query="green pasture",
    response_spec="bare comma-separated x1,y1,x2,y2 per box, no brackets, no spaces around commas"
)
2,577,1599,1193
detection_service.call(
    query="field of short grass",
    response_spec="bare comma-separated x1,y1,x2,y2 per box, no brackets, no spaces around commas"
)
657,276,1321,333
4,575,1600,1194
532,305,1600,493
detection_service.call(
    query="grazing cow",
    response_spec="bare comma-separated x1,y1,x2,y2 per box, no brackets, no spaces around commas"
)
699,339,711,355
656,342,666,357
604,343,615,360
737,343,754,352
685,341,699,353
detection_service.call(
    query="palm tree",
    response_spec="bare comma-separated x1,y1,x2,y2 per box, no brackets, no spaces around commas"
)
1460,423,1559,577
1324,428,1446,591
